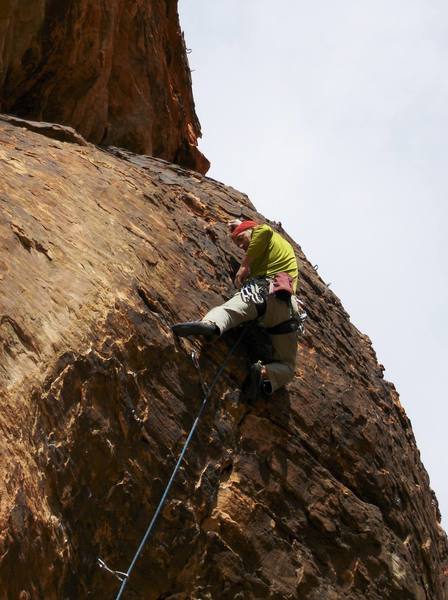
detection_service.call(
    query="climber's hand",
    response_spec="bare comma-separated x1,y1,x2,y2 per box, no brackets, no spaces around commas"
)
235,265,249,288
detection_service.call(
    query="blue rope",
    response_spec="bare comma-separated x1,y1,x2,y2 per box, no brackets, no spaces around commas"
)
114,327,248,599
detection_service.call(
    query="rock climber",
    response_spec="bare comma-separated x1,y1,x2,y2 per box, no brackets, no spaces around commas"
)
171,219,301,400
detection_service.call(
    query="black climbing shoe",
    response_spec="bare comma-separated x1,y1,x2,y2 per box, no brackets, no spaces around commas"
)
171,320,219,338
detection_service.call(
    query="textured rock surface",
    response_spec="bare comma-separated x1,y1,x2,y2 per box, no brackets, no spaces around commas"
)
0,120,447,599
0,0,209,174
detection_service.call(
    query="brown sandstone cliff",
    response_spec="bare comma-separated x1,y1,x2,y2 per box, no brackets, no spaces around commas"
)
0,119,447,599
0,0,209,174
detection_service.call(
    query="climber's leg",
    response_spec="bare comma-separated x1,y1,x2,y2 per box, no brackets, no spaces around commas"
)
172,292,258,337
258,295,298,392
264,332,297,392
201,292,258,334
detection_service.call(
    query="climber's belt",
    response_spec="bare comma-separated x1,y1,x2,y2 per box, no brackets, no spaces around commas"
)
266,318,300,335
266,309,308,335
240,276,307,333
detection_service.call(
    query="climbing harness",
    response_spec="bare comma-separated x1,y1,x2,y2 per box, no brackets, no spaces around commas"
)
266,313,306,335
98,326,249,599
241,275,307,337
266,302,307,336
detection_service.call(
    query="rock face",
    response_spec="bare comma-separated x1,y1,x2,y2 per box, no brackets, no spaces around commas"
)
0,120,447,599
0,0,209,174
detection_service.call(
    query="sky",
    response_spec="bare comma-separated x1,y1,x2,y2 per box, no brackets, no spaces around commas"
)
178,1,448,529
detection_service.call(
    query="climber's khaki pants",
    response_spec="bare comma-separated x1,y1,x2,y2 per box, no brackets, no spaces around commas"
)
202,292,298,392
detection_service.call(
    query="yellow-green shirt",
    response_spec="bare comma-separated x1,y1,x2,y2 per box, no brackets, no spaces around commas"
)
246,224,298,289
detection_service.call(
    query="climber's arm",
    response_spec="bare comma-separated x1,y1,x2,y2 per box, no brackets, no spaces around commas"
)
234,225,274,287
235,255,251,287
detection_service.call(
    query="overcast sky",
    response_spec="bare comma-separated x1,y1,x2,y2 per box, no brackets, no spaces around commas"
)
178,1,448,529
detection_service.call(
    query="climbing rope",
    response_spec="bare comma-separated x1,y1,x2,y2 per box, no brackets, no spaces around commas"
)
99,326,248,599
